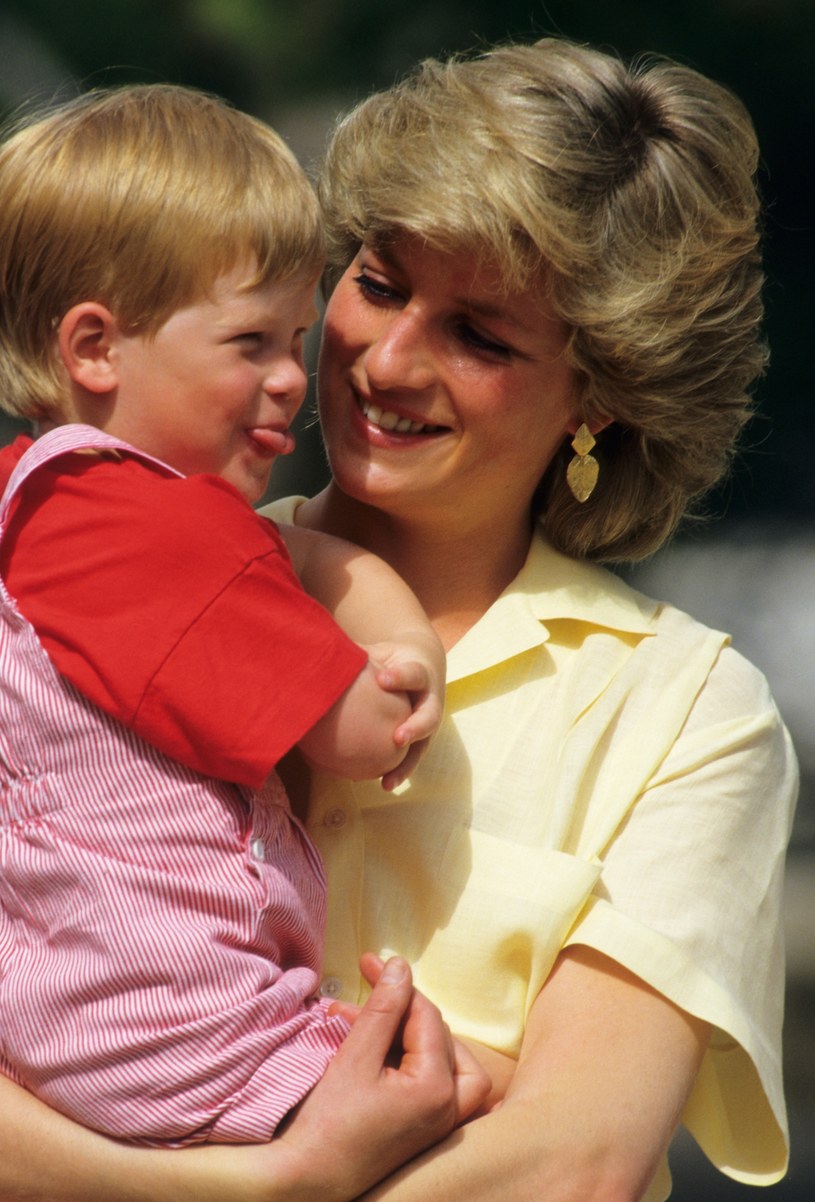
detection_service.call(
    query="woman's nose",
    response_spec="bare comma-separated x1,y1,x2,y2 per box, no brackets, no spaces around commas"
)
363,311,436,393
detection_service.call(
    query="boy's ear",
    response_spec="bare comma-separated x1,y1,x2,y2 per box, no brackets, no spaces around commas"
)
57,303,121,394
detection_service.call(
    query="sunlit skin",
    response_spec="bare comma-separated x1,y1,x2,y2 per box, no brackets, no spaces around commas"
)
63,263,320,505
307,234,581,643
8,241,718,1202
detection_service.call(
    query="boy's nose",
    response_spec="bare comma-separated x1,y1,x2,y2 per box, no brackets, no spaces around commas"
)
264,358,308,407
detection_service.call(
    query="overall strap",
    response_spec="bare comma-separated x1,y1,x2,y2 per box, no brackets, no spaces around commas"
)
0,424,183,526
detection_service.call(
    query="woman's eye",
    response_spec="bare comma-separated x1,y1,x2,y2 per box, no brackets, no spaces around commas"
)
458,322,512,359
354,272,400,302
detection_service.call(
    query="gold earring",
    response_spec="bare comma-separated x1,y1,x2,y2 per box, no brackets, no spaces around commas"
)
566,423,599,502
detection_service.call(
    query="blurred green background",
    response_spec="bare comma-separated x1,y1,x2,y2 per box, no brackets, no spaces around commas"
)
1,0,812,523
0,2,812,1199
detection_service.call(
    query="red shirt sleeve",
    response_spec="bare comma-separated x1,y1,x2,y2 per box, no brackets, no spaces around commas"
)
0,451,367,787
0,434,34,490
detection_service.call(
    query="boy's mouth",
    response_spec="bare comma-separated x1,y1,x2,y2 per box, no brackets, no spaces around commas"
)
247,426,296,457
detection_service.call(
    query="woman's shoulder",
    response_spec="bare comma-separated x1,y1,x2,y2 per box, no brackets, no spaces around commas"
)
623,580,778,723
530,529,788,724
258,494,308,525
524,528,725,648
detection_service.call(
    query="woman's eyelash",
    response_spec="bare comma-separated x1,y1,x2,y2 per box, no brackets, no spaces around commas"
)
354,272,397,300
457,323,511,358
355,271,512,358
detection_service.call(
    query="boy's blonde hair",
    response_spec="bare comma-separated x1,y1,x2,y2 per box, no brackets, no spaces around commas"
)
319,39,766,562
0,84,324,420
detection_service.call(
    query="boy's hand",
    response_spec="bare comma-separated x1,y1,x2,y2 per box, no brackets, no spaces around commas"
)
366,632,446,789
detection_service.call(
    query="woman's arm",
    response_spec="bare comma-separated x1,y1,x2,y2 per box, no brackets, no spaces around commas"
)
279,524,445,788
358,945,711,1202
0,959,488,1202
0,950,700,1202
0,1074,206,1202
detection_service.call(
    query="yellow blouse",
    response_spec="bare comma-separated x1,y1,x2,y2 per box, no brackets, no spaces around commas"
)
265,500,798,1198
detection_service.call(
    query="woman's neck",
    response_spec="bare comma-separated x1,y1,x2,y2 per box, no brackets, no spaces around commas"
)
297,483,534,650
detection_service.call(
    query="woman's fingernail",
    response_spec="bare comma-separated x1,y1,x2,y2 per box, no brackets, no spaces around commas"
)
380,956,408,984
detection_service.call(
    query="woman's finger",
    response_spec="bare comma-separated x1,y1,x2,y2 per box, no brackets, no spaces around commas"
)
330,957,414,1075
359,952,454,1074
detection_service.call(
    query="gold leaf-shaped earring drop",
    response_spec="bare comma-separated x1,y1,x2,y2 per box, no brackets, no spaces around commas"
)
566,423,599,502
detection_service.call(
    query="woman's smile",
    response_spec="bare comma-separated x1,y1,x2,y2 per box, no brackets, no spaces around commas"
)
318,233,577,530
358,397,446,436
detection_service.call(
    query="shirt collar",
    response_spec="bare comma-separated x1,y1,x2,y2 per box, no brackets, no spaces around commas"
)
263,498,659,683
447,527,657,683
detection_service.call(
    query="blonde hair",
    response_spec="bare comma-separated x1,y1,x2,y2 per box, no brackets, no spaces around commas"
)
319,39,766,562
0,84,323,420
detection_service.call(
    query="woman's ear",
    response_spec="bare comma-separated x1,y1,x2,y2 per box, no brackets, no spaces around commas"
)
566,415,613,438
57,303,120,395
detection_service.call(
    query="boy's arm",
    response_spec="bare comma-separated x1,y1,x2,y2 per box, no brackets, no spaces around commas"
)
295,659,412,786
278,524,445,788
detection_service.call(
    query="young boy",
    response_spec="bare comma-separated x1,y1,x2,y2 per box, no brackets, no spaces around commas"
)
0,85,448,1147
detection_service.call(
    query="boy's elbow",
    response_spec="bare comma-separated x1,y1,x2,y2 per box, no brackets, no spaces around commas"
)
299,739,407,782
296,697,411,778
297,677,411,782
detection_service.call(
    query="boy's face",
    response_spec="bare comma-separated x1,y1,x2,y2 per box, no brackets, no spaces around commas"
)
107,263,319,503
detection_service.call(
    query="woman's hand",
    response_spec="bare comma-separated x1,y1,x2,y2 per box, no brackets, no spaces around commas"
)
0,956,487,1202
332,955,509,1119
330,953,492,1116
356,946,711,1202
264,955,490,1202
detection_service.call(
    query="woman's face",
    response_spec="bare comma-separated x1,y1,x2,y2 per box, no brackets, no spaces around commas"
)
317,233,578,535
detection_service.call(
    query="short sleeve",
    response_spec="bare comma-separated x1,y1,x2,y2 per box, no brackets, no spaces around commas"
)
566,645,798,1183
1,455,367,786
131,542,368,786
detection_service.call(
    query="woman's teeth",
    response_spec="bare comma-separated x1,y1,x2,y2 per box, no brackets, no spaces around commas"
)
362,401,440,434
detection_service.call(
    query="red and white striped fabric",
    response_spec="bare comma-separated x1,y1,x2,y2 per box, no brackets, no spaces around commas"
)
0,426,348,1146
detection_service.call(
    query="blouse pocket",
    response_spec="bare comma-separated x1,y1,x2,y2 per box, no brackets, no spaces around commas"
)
411,828,601,1057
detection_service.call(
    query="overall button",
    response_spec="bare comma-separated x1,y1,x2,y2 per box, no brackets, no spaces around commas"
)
320,976,343,999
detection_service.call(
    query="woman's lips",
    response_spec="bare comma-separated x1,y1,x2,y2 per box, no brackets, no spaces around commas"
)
359,398,445,435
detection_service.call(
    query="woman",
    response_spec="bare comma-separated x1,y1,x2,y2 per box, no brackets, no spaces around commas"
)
0,37,797,1202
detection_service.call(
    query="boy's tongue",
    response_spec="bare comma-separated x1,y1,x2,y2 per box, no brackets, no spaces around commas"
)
248,427,295,457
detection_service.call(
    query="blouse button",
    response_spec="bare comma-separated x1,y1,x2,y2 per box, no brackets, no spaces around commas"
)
323,807,348,829
320,976,343,999
249,836,266,862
